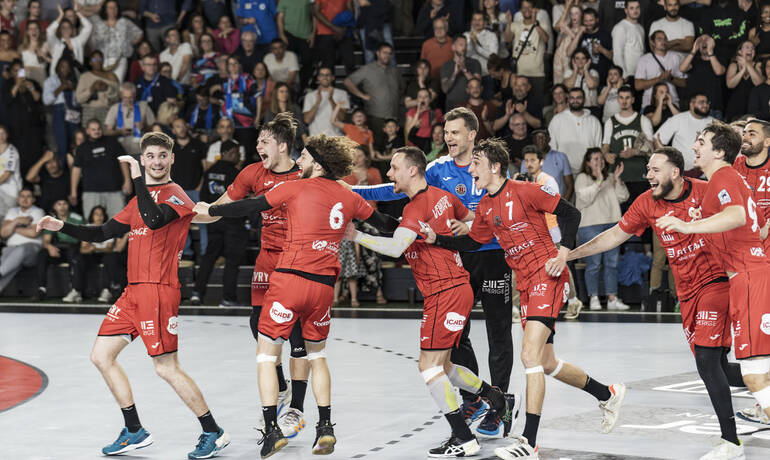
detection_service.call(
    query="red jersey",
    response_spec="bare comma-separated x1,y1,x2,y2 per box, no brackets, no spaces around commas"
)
702,166,768,273
227,162,302,251
733,154,770,221
114,182,195,287
264,177,374,277
619,178,725,301
469,180,560,282
399,186,471,296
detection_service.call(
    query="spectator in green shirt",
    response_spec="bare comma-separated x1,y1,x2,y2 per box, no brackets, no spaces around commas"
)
36,198,86,302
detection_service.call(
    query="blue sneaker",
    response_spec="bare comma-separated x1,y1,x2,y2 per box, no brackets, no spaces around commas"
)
461,397,488,425
101,427,153,455
476,409,503,436
188,428,230,459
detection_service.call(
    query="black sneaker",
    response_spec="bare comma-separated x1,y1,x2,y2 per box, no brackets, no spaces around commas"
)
34,287,46,301
257,424,287,458
189,292,201,306
427,435,480,458
311,420,336,455
476,408,502,436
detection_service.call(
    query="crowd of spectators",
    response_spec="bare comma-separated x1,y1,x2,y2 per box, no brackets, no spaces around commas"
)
0,0,768,307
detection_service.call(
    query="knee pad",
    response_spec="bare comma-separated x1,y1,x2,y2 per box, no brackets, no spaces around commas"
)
740,357,770,376
256,353,277,363
249,306,262,340
525,365,544,375
306,350,327,361
290,346,308,359
754,386,770,410
420,366,444,383
547,359,564,377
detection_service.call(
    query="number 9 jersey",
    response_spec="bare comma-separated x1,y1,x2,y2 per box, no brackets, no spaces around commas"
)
733,154,770,252
263,177,374,277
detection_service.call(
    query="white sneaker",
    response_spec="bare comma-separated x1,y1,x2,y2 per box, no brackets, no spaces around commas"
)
277,407,305,438
512,305,521,323
589,296,601,310
607,298,630,311
599,383,626,433
736,402,770,425
97,288,111,303
564,298,583,320
256,380,292,429
699,438,745,460
62,289,82,303
494,435,539,459
428,436,481,458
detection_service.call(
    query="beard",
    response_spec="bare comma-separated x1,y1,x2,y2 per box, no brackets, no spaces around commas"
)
742,141,765,158
693,107,709,117
569,102,584,112
665,10,679,18
652,178,674,200
300,167,313,179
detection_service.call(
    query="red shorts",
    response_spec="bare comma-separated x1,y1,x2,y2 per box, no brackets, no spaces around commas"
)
518,268,570,330
420,283,474,350
252,249,280,307
258,272,334,342
679,280,731,353
98,284,181,357
729,270,770,359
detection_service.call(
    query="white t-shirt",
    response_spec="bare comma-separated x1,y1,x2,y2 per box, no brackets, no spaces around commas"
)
634,51,685,108
206,139,246,164
0,144,22,199
655,111,714,170
648,17,695,61
159,43,193,84
4,205,45,246
263,51,300,86
612,19,645,77
548,109,603,174
302,87,350,136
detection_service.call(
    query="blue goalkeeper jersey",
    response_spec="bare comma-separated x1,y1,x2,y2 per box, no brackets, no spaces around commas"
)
353,155,501,252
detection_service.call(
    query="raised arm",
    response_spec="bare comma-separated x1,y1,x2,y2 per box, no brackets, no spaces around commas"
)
568,223,631,260
37,215,130,242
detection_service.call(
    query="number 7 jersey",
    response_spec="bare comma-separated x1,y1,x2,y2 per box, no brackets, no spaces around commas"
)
701,166,768,273
263,177,374,277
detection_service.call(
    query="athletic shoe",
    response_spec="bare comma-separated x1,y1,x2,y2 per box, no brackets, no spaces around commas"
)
189,293,201,305
102,427,153,455
98,288,111,303
218,299,240,307
607,298,630,311
427,435,480,458
564,297,583,320
278,407,306,438
698,438,745,460
35,286,46,301
494,435,538,459
311,420,336,455
462,396,488,424
477,392,519,437
589,296,601,310
736,403,770,425
512,305,521,323
62,289,82,303
477,408,503,436
258,425,288,458
599,383,626,433
188,428,230,459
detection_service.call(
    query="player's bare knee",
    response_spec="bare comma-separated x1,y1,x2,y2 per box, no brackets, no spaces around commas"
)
152,357,179,381
90,349,113,371
521,346,542,369
542,357,559,375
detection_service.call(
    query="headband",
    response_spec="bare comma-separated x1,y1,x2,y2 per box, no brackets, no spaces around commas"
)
305,144,331,175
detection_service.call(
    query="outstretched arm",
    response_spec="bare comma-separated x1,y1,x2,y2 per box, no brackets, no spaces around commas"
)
203,195,274,218
37,216,130,242
348,226,418,258
567,224,632,261
363,210,400,234
656,205,745,234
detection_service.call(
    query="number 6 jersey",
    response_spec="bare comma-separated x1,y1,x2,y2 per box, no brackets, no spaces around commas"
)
263,177,374,277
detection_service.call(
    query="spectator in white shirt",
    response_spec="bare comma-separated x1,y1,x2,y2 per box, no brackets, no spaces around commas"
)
159,28,193,84
465,12,498,76
611,0,645,78
302,66,350,136
205,117,246,169
0,125,22,219
654,92,713,174
263,38,299,91
563,49,600,110
634,30,687,109
0,188,44,294
47,6,92,75
648,0,695,60
548,87,603,173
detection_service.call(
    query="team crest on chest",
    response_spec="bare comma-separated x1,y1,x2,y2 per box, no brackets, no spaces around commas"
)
494,216,502,226
455,183,467,195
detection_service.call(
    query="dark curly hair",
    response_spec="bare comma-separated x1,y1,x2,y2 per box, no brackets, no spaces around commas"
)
305,134,356,179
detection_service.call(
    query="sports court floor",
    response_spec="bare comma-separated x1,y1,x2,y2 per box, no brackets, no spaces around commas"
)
2,311,770,459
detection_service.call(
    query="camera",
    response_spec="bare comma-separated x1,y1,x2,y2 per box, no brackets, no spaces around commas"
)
515,172,533,182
